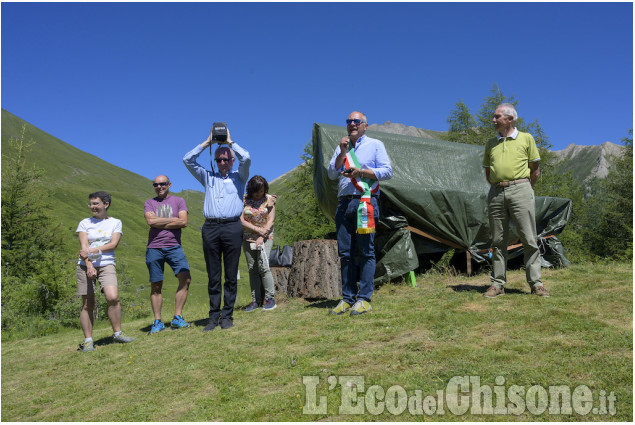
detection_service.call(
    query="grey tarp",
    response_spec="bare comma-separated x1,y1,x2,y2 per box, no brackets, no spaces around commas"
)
312,123,572,272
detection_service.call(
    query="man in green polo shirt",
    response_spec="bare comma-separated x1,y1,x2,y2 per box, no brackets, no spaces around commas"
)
482,103,549,298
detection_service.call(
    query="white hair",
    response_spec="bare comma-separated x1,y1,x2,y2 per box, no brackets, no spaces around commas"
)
497,103,517,121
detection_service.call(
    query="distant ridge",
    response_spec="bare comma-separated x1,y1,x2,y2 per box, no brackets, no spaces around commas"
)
552,141,623,182
367,121,446,140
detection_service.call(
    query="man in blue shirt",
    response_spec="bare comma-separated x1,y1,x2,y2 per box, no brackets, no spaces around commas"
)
327,111,393,316
183,129,250,331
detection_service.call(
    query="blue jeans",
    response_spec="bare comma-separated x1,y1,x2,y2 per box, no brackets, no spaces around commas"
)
335,196,379,304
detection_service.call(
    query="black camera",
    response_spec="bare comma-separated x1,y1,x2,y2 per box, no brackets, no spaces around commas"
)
212,122,228,142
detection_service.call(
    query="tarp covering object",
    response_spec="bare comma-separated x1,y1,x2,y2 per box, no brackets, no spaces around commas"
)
312,123,572,269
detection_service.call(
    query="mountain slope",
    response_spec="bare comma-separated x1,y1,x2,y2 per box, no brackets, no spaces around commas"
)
552,141,623,183
1,109,208,289
367,121,447,140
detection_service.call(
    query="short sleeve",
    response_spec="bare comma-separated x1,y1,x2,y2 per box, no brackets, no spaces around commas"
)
144,199,154,214
482,140,492,168
113,219,123,234
177,197,188,213
76,219,87,233
527,135,540,162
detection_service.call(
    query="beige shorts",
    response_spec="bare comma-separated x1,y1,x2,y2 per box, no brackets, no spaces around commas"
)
76,264,118,295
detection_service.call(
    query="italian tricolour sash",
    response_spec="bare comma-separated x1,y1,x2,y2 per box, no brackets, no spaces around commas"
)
344,142,379,234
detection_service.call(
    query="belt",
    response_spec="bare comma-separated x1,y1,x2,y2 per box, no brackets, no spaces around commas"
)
338,194,379,200
205,216,240,224
495,178,529,188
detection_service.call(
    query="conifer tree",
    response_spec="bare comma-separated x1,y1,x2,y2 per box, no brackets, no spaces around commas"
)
583,130,633,259
274,141,334,245
1,126,75,325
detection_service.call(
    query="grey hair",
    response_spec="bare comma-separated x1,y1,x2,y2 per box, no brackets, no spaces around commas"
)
497,103,517,121
349,111,368,123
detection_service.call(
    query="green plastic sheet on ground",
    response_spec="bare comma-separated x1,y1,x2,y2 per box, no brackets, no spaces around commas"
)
312,123,572,271
374,216,419,284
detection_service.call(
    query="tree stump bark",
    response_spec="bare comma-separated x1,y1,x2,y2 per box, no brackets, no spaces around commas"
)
287,239,341,299
271,267,290,295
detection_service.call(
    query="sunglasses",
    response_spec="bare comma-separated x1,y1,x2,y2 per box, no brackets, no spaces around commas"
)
346,119,366,125
215,158,232,163
153,182,169,187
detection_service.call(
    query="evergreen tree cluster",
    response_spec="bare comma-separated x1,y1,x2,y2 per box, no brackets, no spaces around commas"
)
273,142,335,246
1,127,78,336
580,130,633,259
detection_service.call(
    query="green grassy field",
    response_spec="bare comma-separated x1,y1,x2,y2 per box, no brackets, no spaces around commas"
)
2,262,632,421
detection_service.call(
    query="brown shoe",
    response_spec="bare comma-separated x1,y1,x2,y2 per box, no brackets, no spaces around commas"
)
531,286,550,297
483,285,504,298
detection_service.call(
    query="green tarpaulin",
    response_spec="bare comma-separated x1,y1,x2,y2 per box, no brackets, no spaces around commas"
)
312,123,571,278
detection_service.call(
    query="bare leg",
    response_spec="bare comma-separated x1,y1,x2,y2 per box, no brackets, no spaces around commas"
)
150,281,163,320
80,295,95,338
103,285,122,333
174,272,191,317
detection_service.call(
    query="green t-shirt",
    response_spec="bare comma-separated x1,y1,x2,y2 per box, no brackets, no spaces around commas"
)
482,131,540,183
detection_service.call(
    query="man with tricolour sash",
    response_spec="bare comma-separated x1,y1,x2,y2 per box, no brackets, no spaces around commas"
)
327,111,393,316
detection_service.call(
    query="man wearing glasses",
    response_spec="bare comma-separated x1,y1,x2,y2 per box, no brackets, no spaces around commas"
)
327,111,393,316
144,175,192,334
184,129,250,331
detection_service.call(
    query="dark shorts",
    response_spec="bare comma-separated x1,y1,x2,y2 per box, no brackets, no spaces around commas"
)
146,245,190,283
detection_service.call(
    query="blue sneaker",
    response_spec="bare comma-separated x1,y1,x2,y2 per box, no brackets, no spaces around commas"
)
148,319,165,335
262,298,277,311
245,302,259,312
170,315,190,329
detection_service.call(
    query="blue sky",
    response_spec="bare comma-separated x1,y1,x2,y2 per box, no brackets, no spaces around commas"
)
2,2,633,192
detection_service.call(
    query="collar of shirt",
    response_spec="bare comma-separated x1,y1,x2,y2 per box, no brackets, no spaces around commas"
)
497,127,519,141
350,134,366,149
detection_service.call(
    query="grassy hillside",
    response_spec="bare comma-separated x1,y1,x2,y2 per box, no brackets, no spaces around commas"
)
1,109,253,323
1,263,632,421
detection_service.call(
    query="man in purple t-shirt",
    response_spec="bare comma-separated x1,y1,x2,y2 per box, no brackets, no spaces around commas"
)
144,175,192,334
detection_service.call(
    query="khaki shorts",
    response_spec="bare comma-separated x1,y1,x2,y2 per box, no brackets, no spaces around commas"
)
76,264,118,295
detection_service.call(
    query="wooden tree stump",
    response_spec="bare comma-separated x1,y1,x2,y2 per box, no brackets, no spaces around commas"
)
287,239,341,299
271,267,290,295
